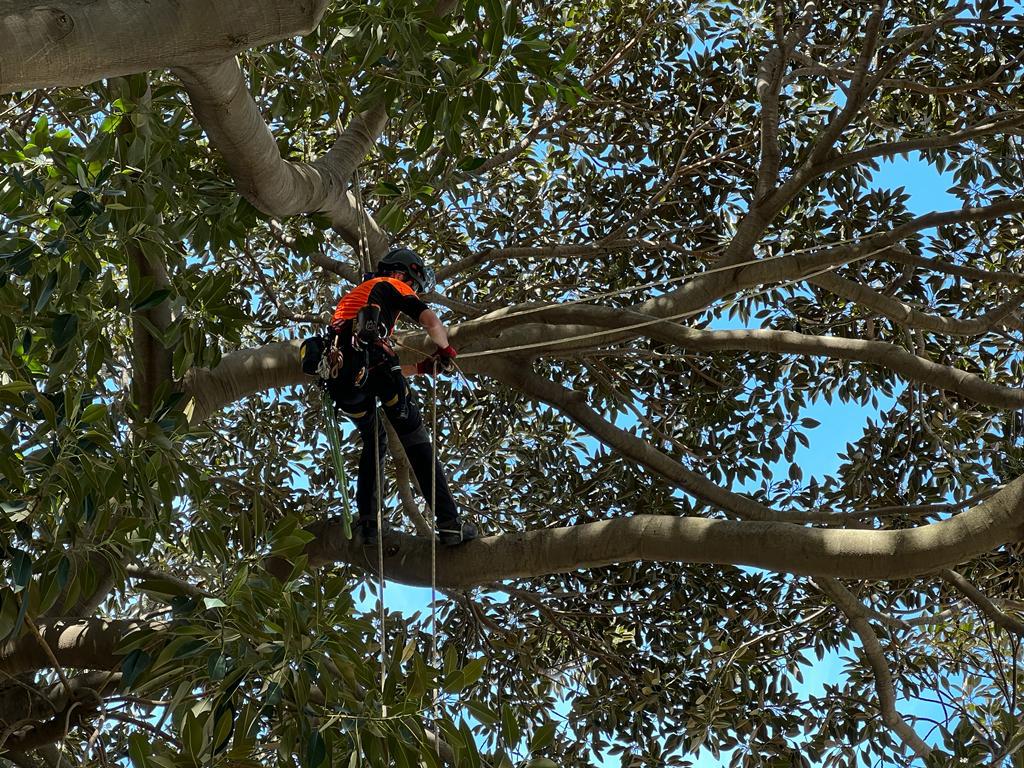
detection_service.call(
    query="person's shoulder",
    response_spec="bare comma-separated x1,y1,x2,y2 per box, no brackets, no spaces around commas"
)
378,277,417,297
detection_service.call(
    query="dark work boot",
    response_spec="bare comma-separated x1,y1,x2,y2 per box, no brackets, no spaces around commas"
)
355,517,391,547
437,519,478,547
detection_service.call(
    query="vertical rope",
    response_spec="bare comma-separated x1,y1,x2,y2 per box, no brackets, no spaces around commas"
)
373,404,387,718
430,359,440,756
353,165,371,275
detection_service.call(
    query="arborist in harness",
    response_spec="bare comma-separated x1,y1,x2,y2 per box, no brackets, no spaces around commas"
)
302,247,478,547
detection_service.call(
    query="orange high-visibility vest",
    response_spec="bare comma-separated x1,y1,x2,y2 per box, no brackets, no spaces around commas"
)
331,277,418,328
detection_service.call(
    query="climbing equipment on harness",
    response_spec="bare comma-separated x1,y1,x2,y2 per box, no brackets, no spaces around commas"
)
353,304,385,350
301,332,343,380
300,335,325,376
377,247,435,294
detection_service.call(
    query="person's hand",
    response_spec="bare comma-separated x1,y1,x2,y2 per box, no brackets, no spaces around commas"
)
415,358,436,376
434,344,457,373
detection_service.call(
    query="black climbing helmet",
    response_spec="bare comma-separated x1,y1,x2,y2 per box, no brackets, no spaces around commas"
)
376,247,435,294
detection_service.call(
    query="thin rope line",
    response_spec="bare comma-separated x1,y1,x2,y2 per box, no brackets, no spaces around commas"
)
429,359,440,759
373,403,387,718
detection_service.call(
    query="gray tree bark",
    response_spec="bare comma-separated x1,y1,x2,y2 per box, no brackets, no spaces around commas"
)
0,0,329,93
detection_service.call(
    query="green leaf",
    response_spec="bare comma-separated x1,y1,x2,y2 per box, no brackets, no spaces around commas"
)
128,732,152,768
131,288,172,312
208,652,228,681
31,114,49,148
181,711,206,762
51,312,78,349
35,271,59,313
530,721,556,752
11,549,32,589
0,590,19,641
305,731,327,768
121,648,152,688
212,703,235,754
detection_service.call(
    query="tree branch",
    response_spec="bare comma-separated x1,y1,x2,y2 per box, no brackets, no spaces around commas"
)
480,357,777,521
174,59,389,258
885,250,1024,286
754,1,817,199
0,0,329,93
623,323,1024,409
128,239,172,417
280,472,1024,591
8,477,1024,677
183,340,302,425
814,111,1024,177
815,578,932,759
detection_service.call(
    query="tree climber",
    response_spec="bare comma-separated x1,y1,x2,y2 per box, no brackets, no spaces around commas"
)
303,247,478,547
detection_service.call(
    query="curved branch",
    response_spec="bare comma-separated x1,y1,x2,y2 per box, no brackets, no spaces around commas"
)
480,357,777,521
0,619,168,677
607,321,1024,409
0,0,329,94
183,340,302,424
816,112,1024,177
174,59,389,258
885,251,1024,286
816,578,932,758
8,478,1024,675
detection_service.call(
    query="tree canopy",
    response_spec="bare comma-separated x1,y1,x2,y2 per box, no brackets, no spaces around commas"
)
2,0,1024,766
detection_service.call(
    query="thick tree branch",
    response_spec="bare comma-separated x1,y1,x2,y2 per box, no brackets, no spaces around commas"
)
174,59,389,258
183,340,302,424
8,478,1024,676
816,578,932,759
0,0,329,94
283,472,1024,590
1,619,168,677
182,200,1024,424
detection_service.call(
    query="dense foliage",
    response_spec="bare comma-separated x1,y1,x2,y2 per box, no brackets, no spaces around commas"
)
2,0,1024,766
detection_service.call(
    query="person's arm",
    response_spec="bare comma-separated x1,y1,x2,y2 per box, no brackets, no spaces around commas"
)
403,308,457,376
418,308,450,349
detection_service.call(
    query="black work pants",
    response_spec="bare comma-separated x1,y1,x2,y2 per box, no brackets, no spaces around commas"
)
325,348,458,527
